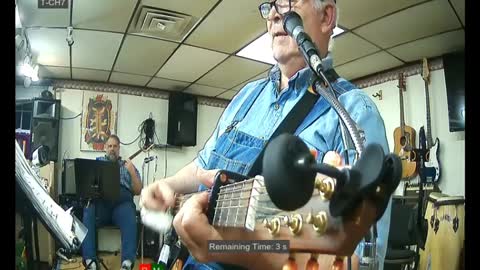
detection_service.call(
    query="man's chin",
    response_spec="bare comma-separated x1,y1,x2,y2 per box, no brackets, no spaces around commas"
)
107,155,118,161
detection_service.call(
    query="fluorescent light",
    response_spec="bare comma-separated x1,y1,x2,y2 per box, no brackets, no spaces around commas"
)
15,5,22,29
236,32,276,65
332,26,345,38
237,27,346,64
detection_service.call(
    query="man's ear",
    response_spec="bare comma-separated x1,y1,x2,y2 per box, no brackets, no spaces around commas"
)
320,3,336,35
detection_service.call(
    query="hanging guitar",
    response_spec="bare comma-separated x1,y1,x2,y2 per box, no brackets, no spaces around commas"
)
421,57,441,183
393,72,417,180
142,134,402,269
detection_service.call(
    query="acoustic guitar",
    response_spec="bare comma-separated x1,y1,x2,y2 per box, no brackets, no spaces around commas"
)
128,143,154,160
144,134,402,270
393,72,417,180
421,58,441,183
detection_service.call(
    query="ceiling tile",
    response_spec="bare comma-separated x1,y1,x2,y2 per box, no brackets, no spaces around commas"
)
184,0,266,53
354,0,461,49
27,28,70,67
72,30,123,70
332,33,380,66
72,68,110,82
140,0,218,18
184,84,227,97
110,72,151,86
147,77,190,91
114,35,178,76
17,0,69,27
73,0,137,32
388,30,465,63
449,0,465,26
335,52,404,80
337,0,424,29
231,70,269,91
197,56,271,89
216,90,238,100
39,66,71,79
156,45,229,82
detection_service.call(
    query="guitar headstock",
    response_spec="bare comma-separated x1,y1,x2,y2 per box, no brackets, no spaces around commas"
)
422,57,430,84
143,143,155,152
210,166,396,259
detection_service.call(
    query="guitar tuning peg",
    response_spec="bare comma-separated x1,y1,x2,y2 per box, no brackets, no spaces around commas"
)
282,256,297,270
305,254,319,270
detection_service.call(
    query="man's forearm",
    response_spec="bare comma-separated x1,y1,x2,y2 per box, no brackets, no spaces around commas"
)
130,172,142,195
162,161,204,194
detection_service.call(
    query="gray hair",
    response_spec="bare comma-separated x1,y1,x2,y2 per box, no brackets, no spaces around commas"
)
313,0,339,52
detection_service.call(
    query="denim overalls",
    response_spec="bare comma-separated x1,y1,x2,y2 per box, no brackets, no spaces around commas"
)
182,77,359,270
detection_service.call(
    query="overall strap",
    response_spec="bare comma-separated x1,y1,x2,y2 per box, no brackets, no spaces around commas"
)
247,68,340,177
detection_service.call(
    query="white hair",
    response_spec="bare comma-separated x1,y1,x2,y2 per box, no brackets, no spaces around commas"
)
313,0,339,52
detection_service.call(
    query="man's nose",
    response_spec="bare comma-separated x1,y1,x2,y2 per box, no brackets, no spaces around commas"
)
266,4,280,21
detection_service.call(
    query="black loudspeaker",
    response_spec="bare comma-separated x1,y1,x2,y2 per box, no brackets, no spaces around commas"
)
167,92,197,146
31,98,61,162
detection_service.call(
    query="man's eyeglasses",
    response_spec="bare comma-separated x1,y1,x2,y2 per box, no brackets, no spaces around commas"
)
258,0,298,20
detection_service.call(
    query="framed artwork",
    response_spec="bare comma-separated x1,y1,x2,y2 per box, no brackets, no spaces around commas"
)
81,91,118,151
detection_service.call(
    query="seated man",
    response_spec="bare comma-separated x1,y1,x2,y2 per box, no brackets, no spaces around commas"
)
82,135,142,270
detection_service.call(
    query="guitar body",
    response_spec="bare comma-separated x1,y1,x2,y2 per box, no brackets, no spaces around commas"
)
424,138,441,183
394,73,417,180
393,126,417,180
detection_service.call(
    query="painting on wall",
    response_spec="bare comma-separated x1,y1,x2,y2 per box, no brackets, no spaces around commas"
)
81,91,118,152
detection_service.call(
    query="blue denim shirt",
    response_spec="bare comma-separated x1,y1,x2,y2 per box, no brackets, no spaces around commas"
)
195,65,392,270
96,156,141,193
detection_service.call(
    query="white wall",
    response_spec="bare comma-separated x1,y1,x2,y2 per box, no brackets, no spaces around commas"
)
54,88,225,208
360,69,465,197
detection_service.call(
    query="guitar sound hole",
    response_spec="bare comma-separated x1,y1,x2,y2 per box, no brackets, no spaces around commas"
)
400,136,407,146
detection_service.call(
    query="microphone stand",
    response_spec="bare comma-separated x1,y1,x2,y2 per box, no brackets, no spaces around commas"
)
282,11,380,266
312,66,378,270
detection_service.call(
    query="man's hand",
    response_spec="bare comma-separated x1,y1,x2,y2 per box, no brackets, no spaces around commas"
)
125,158,135,174
172,192,221,263
140,180,176,212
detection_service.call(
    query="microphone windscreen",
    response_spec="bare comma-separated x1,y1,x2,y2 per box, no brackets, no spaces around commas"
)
262,133,315,211
283,11,303,37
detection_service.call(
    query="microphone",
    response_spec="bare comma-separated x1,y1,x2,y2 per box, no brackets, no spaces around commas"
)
262,134,402,219
283,11,324,75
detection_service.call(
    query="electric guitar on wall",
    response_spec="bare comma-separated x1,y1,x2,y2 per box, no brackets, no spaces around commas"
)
421,58,441,183
393,72,417,180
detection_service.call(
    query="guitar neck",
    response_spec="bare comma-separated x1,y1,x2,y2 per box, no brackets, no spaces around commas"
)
172,179,269,230
128,144,154,160
424,80,434,148
398,74,406,135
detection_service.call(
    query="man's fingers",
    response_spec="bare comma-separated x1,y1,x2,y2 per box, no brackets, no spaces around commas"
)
140,183,174,211
323,151,343,167
154,182,175,210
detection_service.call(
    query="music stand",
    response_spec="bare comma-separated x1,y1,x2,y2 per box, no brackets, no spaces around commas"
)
74,158,120,202
73,158,120,270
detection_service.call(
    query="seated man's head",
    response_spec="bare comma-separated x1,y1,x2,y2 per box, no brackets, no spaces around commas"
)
105,134,121,161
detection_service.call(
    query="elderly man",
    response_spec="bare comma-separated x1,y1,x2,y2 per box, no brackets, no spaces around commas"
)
141,0,392,269
82,135,142,270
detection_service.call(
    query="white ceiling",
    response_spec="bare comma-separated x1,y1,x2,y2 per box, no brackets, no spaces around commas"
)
16,0,465,100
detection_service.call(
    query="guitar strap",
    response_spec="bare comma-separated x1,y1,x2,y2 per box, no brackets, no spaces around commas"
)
247,68,340,177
